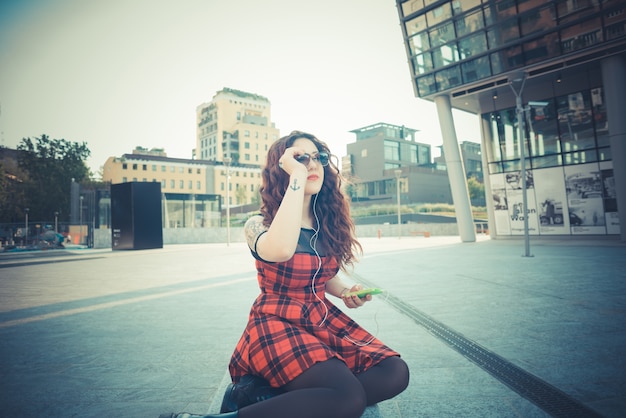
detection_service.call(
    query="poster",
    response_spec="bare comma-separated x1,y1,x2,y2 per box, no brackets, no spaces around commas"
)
489,173,511,235
533,167,569,235
564,163,606,234
504,169,539,235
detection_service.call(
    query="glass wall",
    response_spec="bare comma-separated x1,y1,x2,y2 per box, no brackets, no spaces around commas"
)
162,193,221,228
398,0,626,97
485,86,618,236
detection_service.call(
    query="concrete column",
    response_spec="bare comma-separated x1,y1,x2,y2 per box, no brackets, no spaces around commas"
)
480,114,498,238
601,54,626,241
434,95,476,242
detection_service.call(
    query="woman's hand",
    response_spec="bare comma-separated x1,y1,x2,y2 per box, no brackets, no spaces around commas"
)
341,284,372,309
278,146,309,176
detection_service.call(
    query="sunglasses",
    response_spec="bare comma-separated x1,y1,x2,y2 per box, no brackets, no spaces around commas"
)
295,152,330,167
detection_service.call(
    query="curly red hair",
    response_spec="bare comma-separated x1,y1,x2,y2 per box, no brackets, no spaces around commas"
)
259,131,361,270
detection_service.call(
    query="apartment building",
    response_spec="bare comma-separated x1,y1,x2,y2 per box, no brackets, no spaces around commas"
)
195,87,280,165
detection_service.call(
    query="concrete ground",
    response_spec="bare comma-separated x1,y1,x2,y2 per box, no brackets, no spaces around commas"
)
0,235,624,417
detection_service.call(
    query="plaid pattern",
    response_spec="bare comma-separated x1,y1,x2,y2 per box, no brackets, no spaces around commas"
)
228,249,400,388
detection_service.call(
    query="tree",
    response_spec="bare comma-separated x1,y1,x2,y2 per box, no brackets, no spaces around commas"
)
17,135,91,221
467,176,486,207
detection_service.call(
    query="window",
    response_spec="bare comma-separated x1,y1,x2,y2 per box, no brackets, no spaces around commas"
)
427,3,452,26
459,33,487,59
409,31,430,56
122,163,127,169
455,10,484,37
432,43,460,68
179,180,184,189
170,180,175,189
142,164,147,171
132,164,138,170
436,66,462,90
526,100,561,157
557,91,596,152
405,14,427,38
417,74,437,95
591,87,609,147
413,53,434,74
430,22,456,47
384,140,400,161
461,56,491,83
401,0,424,18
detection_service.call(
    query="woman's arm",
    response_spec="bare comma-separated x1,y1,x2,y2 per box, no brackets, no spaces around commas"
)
252,147,309,262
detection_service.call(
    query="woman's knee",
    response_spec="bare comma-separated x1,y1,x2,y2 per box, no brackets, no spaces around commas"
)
384,356,410,394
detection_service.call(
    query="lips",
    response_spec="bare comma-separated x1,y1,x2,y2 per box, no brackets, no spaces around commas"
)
307,174,319,181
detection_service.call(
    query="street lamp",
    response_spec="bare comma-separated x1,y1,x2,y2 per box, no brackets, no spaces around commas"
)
24,208,29,247
54,211,59,232
79,196,84,245
508,71,533,257
395,169,402,239
224,157,232,246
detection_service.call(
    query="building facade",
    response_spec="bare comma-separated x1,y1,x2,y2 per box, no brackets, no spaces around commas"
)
102,148,262,228
343,122,454,205
396,0,626,240
195,87,280,165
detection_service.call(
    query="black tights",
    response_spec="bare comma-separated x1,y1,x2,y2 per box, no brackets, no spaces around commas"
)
238,356,409,418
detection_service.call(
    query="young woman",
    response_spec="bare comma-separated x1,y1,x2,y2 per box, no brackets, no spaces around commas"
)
161,131,409,418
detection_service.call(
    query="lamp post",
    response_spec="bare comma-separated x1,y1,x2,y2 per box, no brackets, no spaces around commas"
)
54,211,59,232
79,196,84,245
395,169,402,239
224,157,232,246
24,208,29,247
508,71,533,257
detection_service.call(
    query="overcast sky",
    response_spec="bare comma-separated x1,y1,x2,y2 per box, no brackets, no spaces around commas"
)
0,0,481,175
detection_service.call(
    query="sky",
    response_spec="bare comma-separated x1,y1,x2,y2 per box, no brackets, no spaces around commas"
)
0,0,481,176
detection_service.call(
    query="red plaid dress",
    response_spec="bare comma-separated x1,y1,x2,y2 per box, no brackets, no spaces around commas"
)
228,229,400,388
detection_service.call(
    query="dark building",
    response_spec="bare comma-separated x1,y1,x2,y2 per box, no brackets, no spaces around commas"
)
396,0,626,240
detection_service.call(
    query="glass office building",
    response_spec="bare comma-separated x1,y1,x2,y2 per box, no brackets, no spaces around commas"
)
397,0,626,239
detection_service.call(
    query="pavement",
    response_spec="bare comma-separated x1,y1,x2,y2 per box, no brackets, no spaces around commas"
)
0,235,624,418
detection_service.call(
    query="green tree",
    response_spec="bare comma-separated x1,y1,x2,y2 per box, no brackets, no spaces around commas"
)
17,134,91,221
467,176,485,206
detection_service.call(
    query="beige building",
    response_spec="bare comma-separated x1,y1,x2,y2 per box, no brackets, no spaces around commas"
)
103,87,281,211
103,148,262,208
196,87,280,165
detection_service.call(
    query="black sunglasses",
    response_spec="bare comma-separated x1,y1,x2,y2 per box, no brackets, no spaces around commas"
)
295,152,330,167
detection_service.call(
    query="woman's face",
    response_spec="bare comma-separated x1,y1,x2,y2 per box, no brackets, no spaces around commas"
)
292,138,325,196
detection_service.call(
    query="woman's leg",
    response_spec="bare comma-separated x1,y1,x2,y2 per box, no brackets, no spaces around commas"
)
238,358,366,418
356,356,410,405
